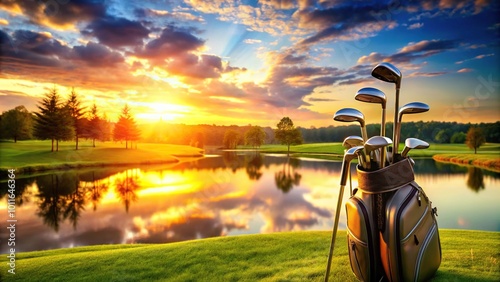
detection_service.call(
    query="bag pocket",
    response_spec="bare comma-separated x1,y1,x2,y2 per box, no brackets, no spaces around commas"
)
346,194,382,281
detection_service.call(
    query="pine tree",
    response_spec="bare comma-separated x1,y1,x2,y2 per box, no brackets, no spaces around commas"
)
113,104,140,149
66,88,86,150
34,87,74,152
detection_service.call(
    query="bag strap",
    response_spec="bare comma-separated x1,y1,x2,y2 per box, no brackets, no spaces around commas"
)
356,158,415,194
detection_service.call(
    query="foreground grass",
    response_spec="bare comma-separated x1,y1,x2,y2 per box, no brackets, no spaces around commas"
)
1,230,498,281
0,140,203,175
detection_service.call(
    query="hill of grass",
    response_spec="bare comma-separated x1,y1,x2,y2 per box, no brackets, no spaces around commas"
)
0,230,498,281
0,140,203,175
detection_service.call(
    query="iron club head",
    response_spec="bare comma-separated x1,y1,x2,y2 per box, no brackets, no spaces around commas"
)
342,135,364,149
355,87,387,109
401,138,430,157
340,145,365,186
398,102,430,119
364,136,392,169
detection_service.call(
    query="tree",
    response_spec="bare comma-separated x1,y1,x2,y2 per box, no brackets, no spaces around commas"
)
0,105,33,142
466,126,485,154
245,126,266,148
223,129,240,149
113,104,140,149
66,88,86,150
34,87,74,152
274,117,303,156
87,103,102,147
450,132,466,144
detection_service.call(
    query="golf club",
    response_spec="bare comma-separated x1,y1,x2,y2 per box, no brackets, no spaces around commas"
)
324,145,365,282
355,87,387,166
401,138,430,158
342,135,367,169
371,62,402,164
364,136,393,169
334,108,370,166
333,108,368,142
394,102,429,163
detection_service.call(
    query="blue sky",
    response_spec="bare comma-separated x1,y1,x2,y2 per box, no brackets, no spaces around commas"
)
0,0,498,127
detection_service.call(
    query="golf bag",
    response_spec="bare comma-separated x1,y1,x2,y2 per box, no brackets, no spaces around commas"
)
346,158,441,282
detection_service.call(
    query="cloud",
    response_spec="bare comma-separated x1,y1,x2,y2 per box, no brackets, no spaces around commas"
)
296,3,398,46
243,39,262,44
457,68,473,73
133,8,205,23
83,15,150,48
307,97,338,102
357,39,458,65
134,25,205,62
73,42,125,67
0,0,106,30
408,22,424,30
456,53,495,64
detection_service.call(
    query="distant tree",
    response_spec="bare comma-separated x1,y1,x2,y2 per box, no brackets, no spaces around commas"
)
466,126,485,154
274,117,303,156
34,87,74,151
66,88,86,150
450,132,466,144
113,104,140,149
434,129,451,144
223,129,240,149
0,105,33,142
87,103,102,147
245,126,266,148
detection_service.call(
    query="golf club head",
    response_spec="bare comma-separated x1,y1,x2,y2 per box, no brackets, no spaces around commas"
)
364,136,392,152
333,108,367,141
401,138,430,157
365,136,392,169
342,135,364,149
371,62,402,88
355,87,387,109
398,102,430,118
340,145,364,186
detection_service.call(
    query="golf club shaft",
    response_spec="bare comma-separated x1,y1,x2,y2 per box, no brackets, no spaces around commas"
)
392,88,400,164
380,108,386,167
324,184,346,282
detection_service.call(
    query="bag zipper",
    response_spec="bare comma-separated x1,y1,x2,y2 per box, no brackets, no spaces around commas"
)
352,197,376,279
395,187,417,281
413,223,437,281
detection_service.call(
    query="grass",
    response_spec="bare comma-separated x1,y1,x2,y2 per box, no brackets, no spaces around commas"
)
0,140,204,175
0,230,498,281
433,154,500,172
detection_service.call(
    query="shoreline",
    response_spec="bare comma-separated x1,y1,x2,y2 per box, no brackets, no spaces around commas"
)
433,154,500,173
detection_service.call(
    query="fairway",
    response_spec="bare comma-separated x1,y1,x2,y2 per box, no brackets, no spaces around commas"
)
0,140,203,175
0,230,498,281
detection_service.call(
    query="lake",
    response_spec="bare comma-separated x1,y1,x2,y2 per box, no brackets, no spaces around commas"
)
1,152,499,252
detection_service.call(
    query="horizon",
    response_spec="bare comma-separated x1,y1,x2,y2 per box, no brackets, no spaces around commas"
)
1,0,499,127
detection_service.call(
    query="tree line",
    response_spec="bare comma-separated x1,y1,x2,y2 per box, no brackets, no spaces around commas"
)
0,87,140,151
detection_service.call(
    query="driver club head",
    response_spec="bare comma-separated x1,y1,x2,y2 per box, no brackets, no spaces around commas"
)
333,108,368,141
398,102,430,118
401,138,430,157
355,87,387,109
371,62,402,88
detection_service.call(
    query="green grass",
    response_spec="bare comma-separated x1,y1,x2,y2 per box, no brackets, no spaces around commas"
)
0,230,498,281
0,140,204,175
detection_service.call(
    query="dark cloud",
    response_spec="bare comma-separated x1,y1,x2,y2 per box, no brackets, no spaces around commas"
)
134,26,205,61
279,53,308,65
308,98,338,102
358,39,459,65
11,30,70,57
297,3,398,45
73,42,124,67
83,15,150,48
0,0,106,29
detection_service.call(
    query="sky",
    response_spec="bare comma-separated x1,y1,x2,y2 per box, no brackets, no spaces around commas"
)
0,0,499,127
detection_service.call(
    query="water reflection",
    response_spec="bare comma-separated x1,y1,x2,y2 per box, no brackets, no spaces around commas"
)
275,157,302,193
0,154,498,252
466,167,485,192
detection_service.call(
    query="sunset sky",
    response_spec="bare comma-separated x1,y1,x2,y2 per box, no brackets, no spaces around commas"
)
1,0,499,127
